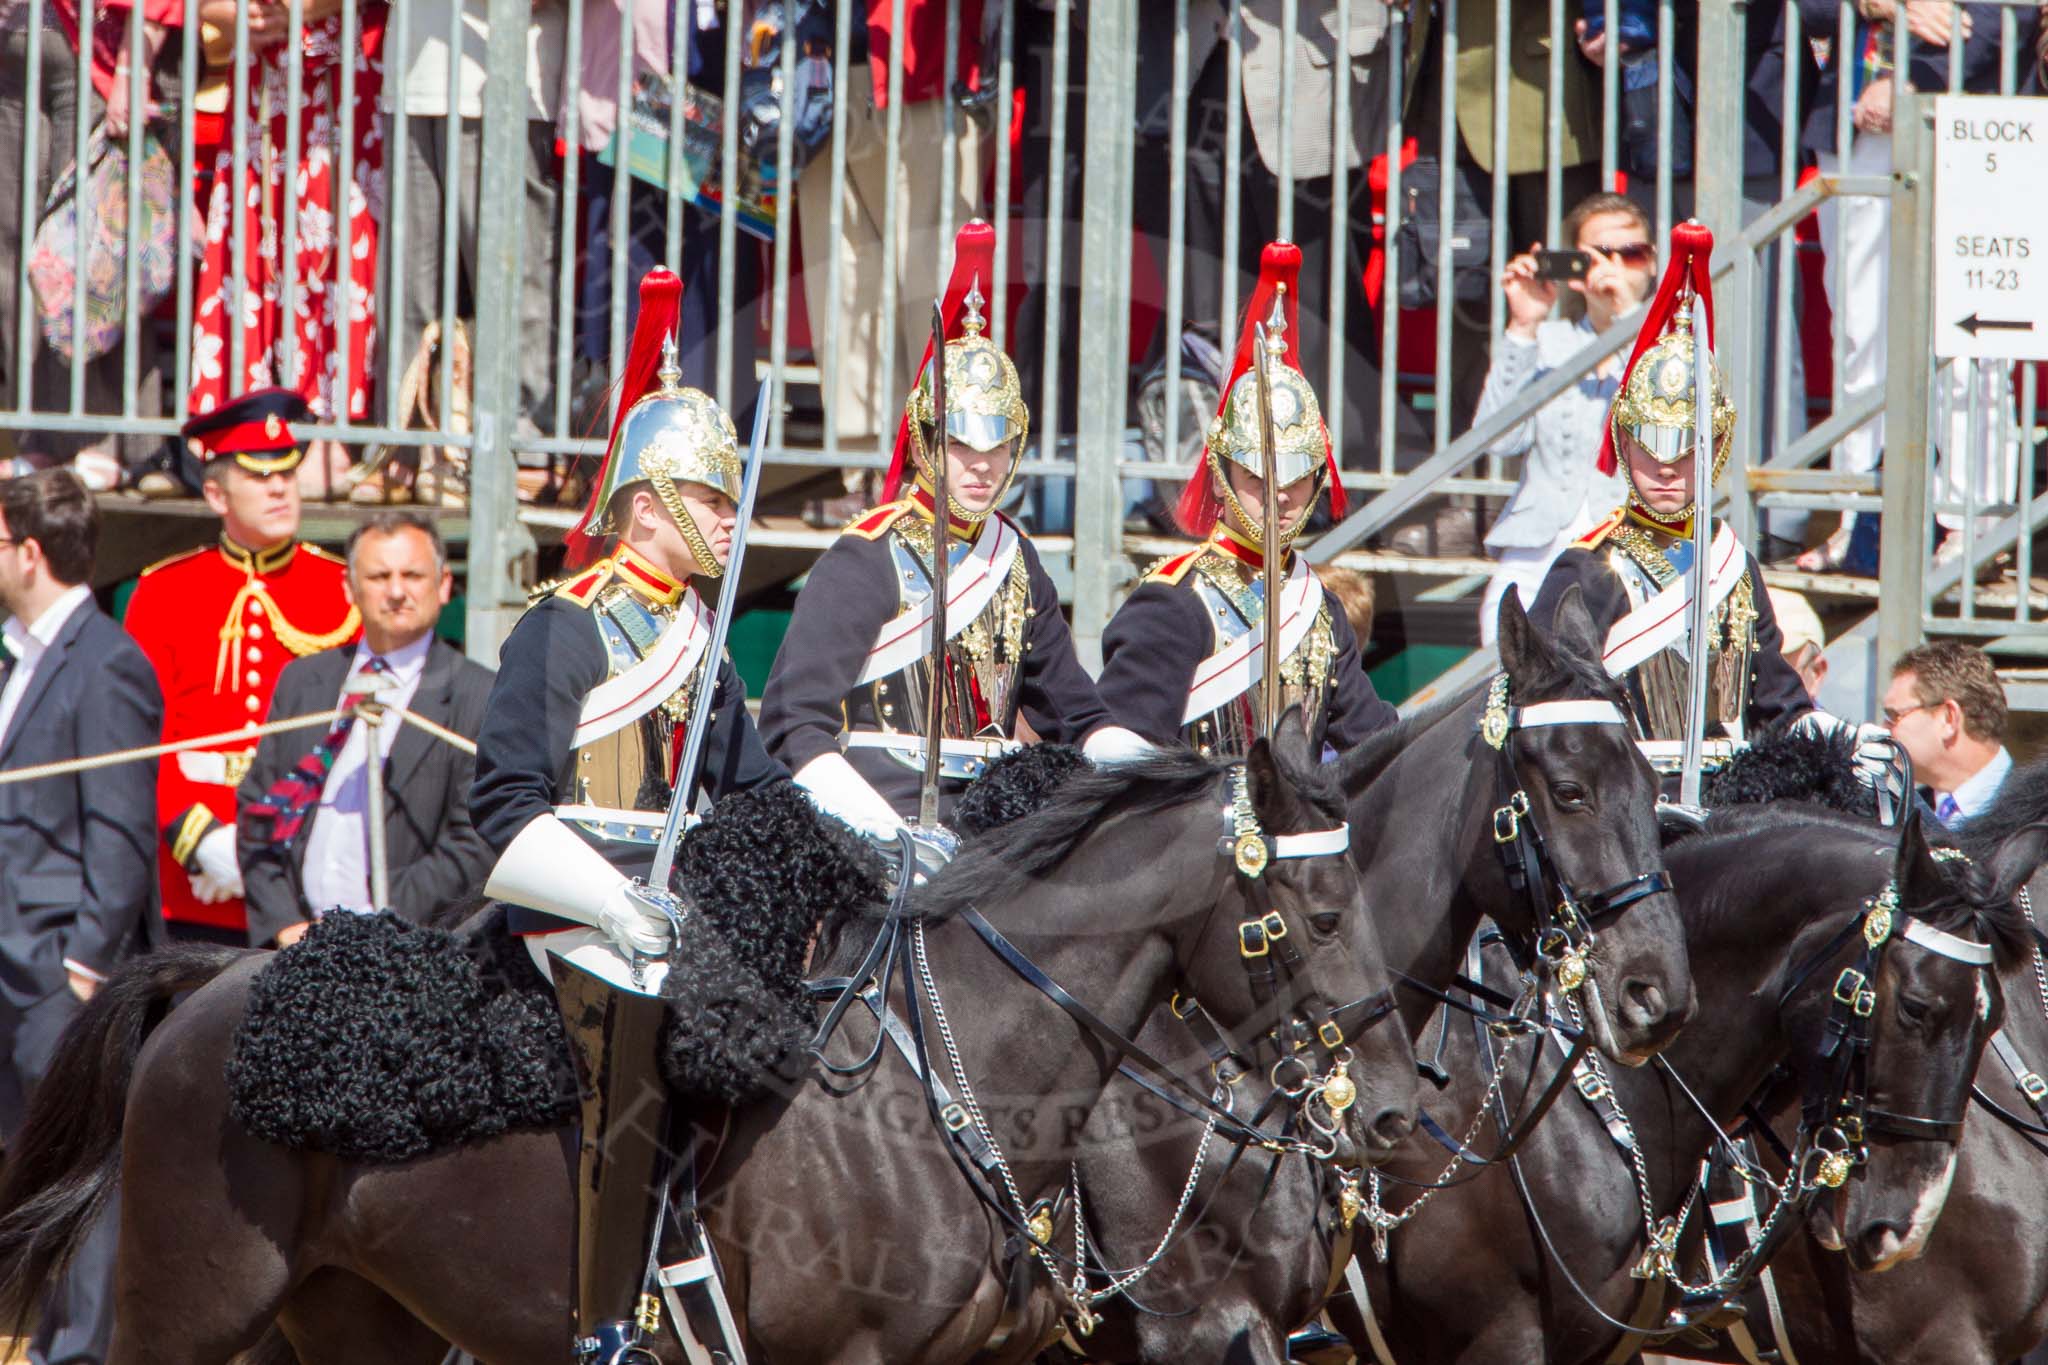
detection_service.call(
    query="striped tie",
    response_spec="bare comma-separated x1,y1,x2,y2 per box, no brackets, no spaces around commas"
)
244,657,392,853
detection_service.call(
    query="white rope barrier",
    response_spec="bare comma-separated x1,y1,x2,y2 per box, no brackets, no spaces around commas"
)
0,700,478,787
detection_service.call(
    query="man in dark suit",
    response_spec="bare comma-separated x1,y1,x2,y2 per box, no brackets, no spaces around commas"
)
237,510,494,947
0,467,161,1365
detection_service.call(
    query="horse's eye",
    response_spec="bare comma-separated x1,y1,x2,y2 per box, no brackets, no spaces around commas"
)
1310,912,1342,936
1551,783,1587,808
1898,993,1932,1024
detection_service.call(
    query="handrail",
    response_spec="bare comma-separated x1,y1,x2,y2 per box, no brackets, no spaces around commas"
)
1308,172,1890,564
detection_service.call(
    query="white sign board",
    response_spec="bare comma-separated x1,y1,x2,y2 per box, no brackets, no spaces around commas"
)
1934,95,2048,362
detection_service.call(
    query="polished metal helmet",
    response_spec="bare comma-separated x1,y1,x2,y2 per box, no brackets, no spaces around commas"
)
590,338,741,523
904,284,1030,523
1206,298,1328,549
1610,309,1736,524
585,338,741,576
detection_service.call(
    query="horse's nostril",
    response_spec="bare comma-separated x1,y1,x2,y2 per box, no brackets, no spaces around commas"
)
1621,979,1667,1028
1366,1106,1414,1150
1857,1220,1911,1266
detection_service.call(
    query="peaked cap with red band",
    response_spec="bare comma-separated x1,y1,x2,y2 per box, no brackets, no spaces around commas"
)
1175,241,1347,539
181,387,312,475
564,269,685,569
885,219,1004,504
1597,220,1718,479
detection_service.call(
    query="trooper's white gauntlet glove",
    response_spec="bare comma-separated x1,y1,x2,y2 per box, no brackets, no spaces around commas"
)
190,825,243,903
1792,710,1904,798
597,882,678,959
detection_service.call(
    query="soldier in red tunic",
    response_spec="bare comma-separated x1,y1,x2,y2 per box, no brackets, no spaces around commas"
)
125,390,360,943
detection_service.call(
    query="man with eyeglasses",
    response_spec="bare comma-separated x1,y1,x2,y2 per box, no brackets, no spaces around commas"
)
1881,640,2011,828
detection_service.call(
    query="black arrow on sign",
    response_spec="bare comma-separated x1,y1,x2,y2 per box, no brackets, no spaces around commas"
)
1958,313,2036,337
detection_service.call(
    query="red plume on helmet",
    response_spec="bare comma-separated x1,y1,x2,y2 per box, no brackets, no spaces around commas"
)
1175,241,1347,537
1596,219,1716,477
884,219,1000,503
563,269,685,569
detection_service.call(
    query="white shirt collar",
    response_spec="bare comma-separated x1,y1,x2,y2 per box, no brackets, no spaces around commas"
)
1947,745,2013,821
348,631,434,685
1,583,92,661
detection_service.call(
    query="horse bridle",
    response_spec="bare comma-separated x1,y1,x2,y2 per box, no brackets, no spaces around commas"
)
1479,675,1674,995
1208,765,1400,1113
1781,866,1999,1191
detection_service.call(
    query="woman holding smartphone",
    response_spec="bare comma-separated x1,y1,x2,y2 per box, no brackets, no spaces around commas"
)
1473,192,1658,643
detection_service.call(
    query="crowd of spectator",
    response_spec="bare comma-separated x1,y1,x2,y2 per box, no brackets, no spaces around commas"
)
0,0,2041,598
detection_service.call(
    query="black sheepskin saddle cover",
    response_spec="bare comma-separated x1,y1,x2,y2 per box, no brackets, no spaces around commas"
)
1702,720,1876,817
226,780,885,1162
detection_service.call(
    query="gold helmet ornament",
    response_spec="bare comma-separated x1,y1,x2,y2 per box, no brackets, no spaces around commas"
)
564,269,742,575
887,219,1029,527
1176,241,1348,549
1599,219,1737,528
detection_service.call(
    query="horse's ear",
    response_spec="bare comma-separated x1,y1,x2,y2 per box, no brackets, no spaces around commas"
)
1894,806,1949,908
1271,705,1316,777
1985,819,2048,905
1244,734,1301,832
1496,590,1558,692
1549,585,1605,674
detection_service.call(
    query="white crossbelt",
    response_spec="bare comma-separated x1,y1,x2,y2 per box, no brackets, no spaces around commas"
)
1602,522,1745,676
1182,553,1320,723
856,516,1021,686
175,748,256,785
572,588,715,749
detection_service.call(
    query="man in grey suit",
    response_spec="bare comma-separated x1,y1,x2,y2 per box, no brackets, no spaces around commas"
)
237,511,494,947
0,467,162,1365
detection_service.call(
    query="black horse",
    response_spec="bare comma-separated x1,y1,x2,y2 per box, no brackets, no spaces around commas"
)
1671,766,2048,1365
0,732,1417,1364
1060,591,1697,1363
1329,803,2040,1365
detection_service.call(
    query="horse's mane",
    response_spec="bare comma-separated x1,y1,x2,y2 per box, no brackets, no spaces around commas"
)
1338,686,1472,790
1336,630,1623,787
1695,799,1879,839
1956,754,2048,862
1681,803,2027,969
911,745,1339,922
1923,848,2032,968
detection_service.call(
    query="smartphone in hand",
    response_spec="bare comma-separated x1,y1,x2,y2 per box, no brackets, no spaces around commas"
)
1533,250,1593,283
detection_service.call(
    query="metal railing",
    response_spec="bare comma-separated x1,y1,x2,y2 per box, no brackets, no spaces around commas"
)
0,0,2040,690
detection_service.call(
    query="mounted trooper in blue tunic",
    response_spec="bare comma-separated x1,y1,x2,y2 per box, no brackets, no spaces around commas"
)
469,269,782,1364
759,219,1147,846
1096,240,1397,760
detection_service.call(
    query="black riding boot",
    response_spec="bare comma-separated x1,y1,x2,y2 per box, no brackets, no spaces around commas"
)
552,956,672,1365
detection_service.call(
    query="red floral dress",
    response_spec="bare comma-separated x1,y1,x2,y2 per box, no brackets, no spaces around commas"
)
189,6,386,422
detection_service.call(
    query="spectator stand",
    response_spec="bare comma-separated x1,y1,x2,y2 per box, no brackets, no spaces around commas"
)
0,0,2044,719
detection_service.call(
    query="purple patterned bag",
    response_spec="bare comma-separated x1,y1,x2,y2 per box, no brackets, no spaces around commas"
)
27,126,178,361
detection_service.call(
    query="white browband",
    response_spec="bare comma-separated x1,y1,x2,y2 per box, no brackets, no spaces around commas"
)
1900,917,1997,967
1272,826,1351,859
1512,700,1630,729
